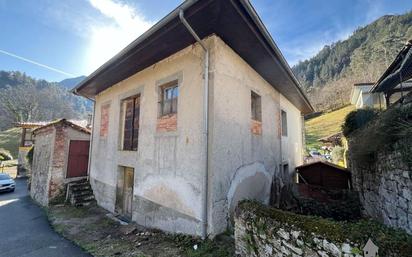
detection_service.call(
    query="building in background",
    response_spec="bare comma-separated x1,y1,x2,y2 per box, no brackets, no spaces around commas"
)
30,119,90,206
370,40,412,107
15,121,49,175
350,82,385,109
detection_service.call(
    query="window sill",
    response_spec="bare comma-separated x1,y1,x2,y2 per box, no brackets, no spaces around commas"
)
118,149,138,153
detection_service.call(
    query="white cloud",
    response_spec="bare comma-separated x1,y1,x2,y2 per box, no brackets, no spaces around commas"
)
85,0,153,73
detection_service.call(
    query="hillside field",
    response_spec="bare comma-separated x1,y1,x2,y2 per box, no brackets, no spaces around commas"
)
305,105,355,150
0,127,21,159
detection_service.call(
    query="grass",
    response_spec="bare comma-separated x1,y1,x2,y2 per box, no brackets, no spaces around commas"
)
0,127,21,159
305,105,355,150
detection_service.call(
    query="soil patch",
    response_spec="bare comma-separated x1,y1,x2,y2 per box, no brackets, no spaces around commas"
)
47,204,234,257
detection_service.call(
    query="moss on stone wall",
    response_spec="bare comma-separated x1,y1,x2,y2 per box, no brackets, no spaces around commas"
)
236,200,412,257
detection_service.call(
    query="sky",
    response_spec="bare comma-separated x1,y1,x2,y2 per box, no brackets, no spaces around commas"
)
0,0,411,82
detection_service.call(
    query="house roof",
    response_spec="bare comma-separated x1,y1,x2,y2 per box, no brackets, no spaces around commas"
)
370,39,412,93
15,121,51,129
318,132,343,143
33,119,91,135
72,0,313,114
296,161,351,174
353,82,374,87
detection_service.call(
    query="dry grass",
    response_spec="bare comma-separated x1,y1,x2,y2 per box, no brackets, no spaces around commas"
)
305,105,355,150
0,127,21,159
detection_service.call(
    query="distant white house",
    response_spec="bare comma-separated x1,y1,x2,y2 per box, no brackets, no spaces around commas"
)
350,83,385,109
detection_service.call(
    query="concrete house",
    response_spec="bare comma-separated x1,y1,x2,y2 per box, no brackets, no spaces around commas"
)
73,0,313,237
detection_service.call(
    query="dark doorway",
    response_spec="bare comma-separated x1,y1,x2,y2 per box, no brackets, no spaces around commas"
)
66,140,90,178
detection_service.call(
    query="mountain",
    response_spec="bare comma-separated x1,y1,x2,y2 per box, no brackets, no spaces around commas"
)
0,71,92,130
59,76,86,90
293,11,412,111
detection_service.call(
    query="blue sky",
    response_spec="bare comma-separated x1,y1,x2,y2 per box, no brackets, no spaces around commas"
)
0,0,411,82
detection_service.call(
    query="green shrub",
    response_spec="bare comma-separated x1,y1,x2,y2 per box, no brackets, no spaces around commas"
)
0,148,13,161
348,105,412,166
342,108,378,137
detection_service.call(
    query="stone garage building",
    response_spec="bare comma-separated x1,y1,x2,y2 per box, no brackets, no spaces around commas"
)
73,0,313,237
30,119,90,206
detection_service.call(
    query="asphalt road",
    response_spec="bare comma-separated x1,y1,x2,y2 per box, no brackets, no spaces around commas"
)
0,178,91,257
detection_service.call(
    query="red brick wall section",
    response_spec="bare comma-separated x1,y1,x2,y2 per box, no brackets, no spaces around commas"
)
156,114,177,132
251,119,262,135
52,125,67,169
49,124,67,199
100,104,110,138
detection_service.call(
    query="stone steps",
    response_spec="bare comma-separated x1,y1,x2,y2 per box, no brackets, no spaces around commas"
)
67,179,96,207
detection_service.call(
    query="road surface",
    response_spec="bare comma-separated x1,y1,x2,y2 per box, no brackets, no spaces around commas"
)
0,178,91,257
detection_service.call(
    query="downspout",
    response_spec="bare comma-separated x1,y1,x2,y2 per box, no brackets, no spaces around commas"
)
179,9,209,239
86,99,96,181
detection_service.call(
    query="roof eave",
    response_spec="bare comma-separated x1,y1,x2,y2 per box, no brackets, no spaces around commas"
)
72,0,200,99
73,0,313,114
238,0,314,114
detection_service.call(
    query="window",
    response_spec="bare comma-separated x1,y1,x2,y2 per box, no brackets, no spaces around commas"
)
251,91,262,121
159,81,178,117
281,110,288,136
121,95,140,151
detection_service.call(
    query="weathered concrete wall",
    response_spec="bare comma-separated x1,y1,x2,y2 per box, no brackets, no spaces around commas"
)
280,94,304,175
90,36,208,236
207,37,303,235
31,127,54,206
350,143,412,234
90,35,304,236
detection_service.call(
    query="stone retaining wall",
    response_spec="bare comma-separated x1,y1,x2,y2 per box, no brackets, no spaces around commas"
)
235,212,359,257
234,201,412,257
349,143,412,234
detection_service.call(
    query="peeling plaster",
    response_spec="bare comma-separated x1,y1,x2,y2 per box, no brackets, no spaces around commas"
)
227,162,272,214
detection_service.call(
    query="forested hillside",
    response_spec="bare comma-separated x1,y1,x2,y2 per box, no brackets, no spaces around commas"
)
59,75,86,89
0,71,91,131
293,11,412,111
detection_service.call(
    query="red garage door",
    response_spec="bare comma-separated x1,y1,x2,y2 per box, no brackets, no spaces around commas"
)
67,140,90,178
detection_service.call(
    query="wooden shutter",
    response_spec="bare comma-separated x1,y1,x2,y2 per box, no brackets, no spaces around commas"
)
132,96,140,150
123,99,134,150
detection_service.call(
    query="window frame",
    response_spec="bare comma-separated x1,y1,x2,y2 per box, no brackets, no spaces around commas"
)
158,80,179,117
251,91,262,122
281,109,288,137
120,94,140,151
